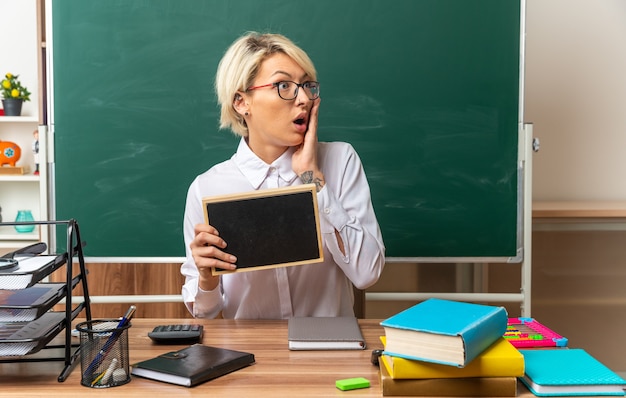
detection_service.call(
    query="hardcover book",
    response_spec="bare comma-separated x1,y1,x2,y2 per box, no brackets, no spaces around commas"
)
519,348,626,396
131,344,255,387
380,336,524,379
380,298,508,367
379,356,517,397
288,316,366,350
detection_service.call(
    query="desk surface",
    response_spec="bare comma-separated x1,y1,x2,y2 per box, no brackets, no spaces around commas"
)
0,318,554,397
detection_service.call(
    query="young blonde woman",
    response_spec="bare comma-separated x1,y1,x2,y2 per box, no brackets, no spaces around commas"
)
181,32,385,319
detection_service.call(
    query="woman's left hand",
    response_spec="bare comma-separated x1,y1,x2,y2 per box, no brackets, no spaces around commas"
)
292,98,325,190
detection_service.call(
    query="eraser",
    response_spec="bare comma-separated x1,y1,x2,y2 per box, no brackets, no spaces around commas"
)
335,377,370,391
112,368,127,383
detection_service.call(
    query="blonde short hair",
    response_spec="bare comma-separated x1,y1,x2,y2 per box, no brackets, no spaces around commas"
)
215,32,317,137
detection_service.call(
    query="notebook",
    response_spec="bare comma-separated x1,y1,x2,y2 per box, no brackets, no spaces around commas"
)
288,316,366,350
131,344,255,387
520,348,626,396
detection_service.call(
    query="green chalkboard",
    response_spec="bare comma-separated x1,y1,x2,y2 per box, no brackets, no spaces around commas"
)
52,0,522,259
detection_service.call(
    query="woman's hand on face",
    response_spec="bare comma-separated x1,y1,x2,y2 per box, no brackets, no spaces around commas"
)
190,223,237,289
292,98,321,176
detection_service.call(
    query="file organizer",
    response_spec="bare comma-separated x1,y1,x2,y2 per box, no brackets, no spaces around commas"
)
0,219,92,382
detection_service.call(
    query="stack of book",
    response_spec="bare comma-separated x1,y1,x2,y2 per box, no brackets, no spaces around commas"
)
379,298,522,397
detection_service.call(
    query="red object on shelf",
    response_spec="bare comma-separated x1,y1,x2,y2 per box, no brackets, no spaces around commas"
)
0,109,5,116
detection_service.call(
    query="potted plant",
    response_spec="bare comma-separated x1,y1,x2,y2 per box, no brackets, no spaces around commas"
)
1,73,31,116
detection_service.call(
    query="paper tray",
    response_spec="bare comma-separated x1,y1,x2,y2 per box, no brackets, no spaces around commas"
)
0,282,70,322
0,255,67,290
0,312,67,356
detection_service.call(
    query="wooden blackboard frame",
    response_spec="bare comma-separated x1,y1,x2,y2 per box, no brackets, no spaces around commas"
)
203,184,324,275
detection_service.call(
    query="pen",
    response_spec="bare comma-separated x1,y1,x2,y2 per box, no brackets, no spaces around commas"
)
84,305,136,379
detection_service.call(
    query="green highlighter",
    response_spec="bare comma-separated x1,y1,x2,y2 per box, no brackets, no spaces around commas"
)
336,377,370,391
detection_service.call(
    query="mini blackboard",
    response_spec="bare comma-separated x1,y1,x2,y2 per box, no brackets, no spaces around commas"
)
203,184,324,275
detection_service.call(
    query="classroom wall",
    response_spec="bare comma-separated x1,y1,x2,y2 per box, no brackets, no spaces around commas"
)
526,0,626,201
525,0,626,375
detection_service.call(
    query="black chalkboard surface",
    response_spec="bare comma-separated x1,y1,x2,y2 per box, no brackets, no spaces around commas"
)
51,0,522,260
204,185,323,275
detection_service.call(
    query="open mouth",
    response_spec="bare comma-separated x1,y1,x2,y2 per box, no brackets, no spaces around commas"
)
293,111,308,128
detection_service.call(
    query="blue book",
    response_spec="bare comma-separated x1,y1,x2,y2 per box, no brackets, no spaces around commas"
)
520,349,626,396
380,298,508,367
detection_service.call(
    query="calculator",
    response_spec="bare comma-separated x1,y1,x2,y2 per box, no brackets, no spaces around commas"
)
148,324,204,344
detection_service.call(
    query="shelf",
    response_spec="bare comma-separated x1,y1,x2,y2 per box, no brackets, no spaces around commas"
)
533,201,626,232
0,174,39,182
0,120,48,250
0,0,48,259
533,201,626,218
0,116,38,123
0,225,39,241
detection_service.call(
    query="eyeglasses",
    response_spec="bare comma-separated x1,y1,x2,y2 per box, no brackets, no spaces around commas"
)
247,80,320,100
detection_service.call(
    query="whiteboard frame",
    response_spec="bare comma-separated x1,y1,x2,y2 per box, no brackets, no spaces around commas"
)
45,0,531,316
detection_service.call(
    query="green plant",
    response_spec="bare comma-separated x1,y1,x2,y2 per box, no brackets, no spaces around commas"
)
1,73,31,102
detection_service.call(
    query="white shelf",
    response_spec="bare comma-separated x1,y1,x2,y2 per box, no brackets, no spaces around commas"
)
0,116,39,123
0,225,39,242
0,175,40,182
0,119,46,250
0,0,48,252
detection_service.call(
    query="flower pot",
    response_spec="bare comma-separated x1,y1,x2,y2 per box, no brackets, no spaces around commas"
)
2,99,23,116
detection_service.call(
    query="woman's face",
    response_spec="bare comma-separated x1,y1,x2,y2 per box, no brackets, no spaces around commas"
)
242,52,315,163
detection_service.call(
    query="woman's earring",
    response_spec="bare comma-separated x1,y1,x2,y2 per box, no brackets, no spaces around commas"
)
244,112,249,116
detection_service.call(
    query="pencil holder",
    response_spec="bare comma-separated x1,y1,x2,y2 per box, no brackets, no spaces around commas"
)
76,319,132,388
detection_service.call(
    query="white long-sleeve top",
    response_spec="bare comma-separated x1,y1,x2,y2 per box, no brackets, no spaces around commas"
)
181,138,385,319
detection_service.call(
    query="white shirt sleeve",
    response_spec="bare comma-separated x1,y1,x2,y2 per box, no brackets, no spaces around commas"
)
180,177,224,318
316,142,385,289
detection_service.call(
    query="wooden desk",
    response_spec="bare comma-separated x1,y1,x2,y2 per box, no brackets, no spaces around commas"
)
0,318,538,397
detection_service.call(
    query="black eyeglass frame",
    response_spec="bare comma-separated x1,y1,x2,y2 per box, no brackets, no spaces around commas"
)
246,80,320,100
